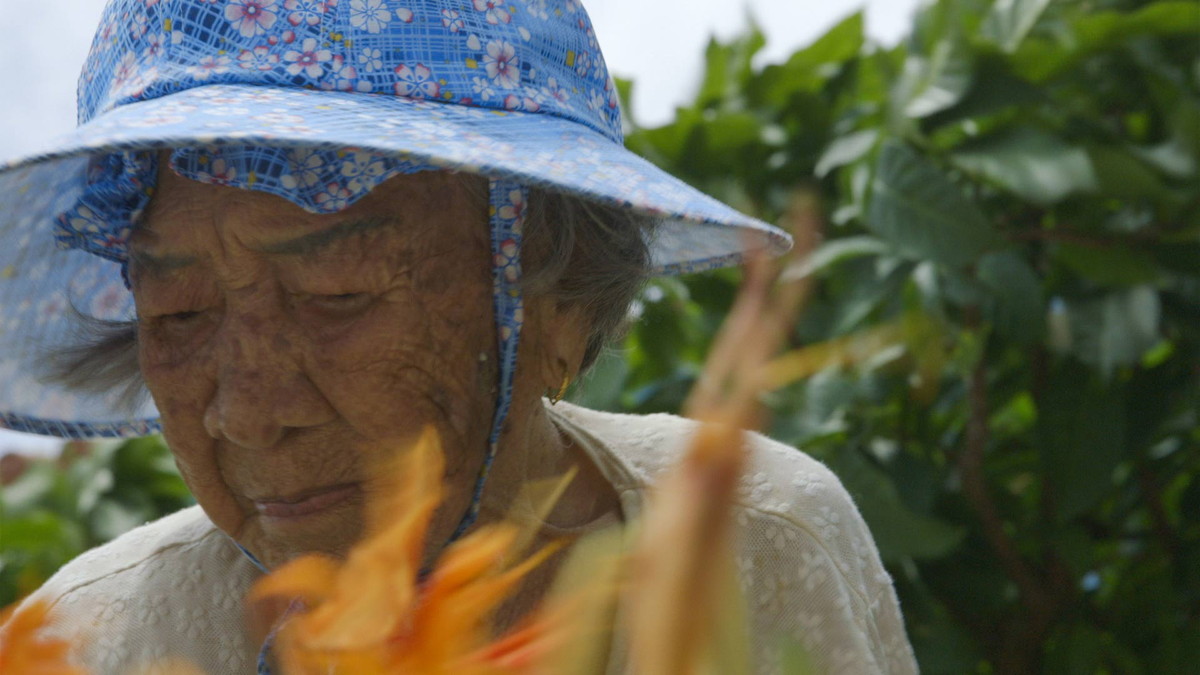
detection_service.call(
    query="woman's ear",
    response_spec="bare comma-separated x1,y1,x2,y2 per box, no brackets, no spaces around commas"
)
530,297,589,394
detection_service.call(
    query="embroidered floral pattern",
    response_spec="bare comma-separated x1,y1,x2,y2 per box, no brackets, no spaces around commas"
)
357,46,382,71
348,0,391,33
393,63,439,98
283,37,331,77
283,0,333,26
472,0,510,25
441,8,463,32
224,0,279,38
237,45,279,70
483,39,519,89
186,54,232,80
323,54,367,92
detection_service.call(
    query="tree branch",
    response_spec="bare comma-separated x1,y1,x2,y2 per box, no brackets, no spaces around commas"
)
958,358,1049,618
1135,464,1179,558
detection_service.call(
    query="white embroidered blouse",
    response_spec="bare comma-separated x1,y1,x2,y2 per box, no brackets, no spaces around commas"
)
16,402,918,674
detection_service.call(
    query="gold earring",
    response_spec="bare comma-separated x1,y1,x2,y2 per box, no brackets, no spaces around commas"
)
548,372,571,405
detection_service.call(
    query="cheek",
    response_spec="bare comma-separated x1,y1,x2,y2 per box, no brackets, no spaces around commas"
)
139,326,212,431
138,332,230,497
308,275,494,442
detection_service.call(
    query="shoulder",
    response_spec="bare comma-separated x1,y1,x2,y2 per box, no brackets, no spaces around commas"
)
551,401,846,515
16,505,259,674
29,505,221,604
551,403,878,595
554,403,918,673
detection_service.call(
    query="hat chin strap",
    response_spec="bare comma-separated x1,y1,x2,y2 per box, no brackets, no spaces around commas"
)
233,179,525,578
445,178,526,543
246,180,527,674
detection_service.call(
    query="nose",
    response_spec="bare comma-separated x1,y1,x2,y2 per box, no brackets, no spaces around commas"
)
203,306,336,449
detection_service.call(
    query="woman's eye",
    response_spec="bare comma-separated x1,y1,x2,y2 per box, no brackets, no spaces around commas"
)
304,292,373,313
146,309,204,325
140,309,212,343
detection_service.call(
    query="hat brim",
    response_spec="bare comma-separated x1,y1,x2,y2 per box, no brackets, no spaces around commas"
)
0,83,790,439
3,83,790,274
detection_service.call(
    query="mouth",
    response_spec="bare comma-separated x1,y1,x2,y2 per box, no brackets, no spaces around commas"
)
253,483,361,520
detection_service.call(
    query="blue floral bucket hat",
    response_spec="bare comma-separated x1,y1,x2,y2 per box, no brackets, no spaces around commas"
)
0,0,791,451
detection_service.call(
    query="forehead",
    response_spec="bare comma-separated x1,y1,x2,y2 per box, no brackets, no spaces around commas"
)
133,164,487,254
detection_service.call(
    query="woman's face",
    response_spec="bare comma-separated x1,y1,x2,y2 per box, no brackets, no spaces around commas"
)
130,166,497,568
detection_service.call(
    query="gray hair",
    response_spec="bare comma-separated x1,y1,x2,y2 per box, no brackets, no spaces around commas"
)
43,180,659,411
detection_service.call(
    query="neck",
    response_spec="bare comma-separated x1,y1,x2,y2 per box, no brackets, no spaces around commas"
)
479,397,572,524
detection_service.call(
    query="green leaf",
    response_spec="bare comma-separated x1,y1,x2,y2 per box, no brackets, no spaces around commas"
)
1012,2,1200,81
570,349,630,412
772,11,864,97
815,129,879,178
1067,286,1162,375
826,450,966,562
925,54,1045,128
697,26,767,110
1074,2,1200,48
1039,365,1128,520
0,509,87,602
981,0,1053,52
1044,625,1116,675
632,107,702,168
614,77,637,128
1087,145,1173,204
977,250,1045,345
695,112,764,160
1154,242,1200,278
89,497,153,543
951,127,1097,205
1056,244,1161,287
867,142,1000,267
0,462,56,517
894,38,974,120
74,466,114,515
789,235,890,279
111,436,174,482
990,391,1038,437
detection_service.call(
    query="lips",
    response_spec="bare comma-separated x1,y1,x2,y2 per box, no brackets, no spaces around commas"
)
253,483,360,519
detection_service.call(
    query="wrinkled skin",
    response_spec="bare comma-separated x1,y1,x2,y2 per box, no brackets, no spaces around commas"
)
131,165,614,574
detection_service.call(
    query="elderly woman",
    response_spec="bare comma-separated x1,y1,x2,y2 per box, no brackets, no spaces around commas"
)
0,0,916,673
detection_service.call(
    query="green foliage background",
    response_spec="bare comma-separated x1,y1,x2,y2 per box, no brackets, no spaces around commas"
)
3,0,1198,672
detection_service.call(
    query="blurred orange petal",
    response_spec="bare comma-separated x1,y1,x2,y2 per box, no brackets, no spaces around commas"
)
246,555,339,607
0,600,88,675
626,420,747,675
253,424,577,674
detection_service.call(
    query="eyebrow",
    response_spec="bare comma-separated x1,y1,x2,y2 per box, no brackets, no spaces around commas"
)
255,217,392,256
129,251,198,275
130,217,393,272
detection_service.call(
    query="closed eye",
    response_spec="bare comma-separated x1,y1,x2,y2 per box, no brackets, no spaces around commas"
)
159,310,203,322
302,292,374,314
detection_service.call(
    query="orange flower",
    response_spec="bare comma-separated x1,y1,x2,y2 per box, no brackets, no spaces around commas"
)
0,599,89,675
624,191,821,675
247,426,572,675
625,417,751,675
466,526,624,675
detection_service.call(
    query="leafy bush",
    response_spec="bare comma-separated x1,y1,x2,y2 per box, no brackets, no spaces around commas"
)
0,438,192,607
578,0,1199,672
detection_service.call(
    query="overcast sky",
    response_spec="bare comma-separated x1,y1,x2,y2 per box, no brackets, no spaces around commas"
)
0,0,919,453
